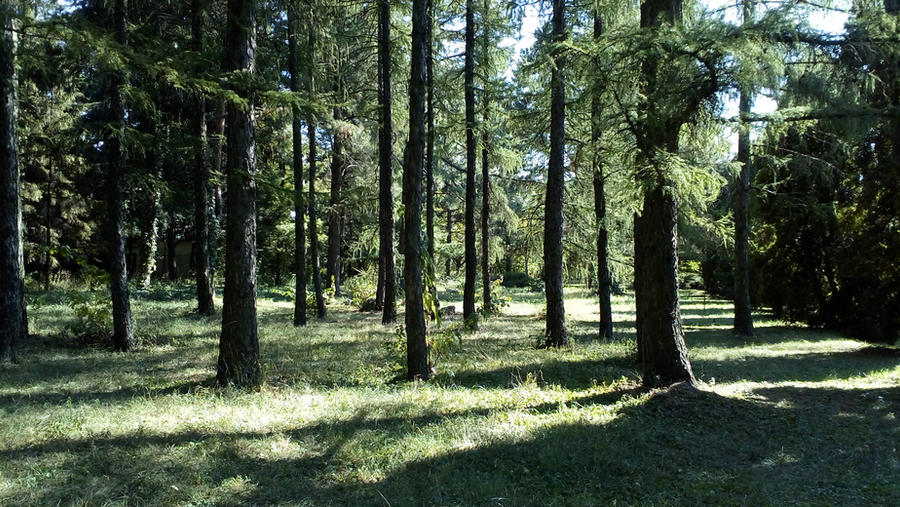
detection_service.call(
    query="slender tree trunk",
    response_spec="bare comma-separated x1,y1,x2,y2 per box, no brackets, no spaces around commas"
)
404,0,429,380
166,207,177,280
107,0,134,352
44,157,52,291
307,21,326,319
217,0,260,387
1,4,23,362
327,106,346,297
445,207,452,277
592,10,613,340
192,0,214,315
480,117,491,314
377,0,396,322
425,0,437,308
733,0,754,337
463,0,477,328
635,0,695,387
208,98,225,273
543,0,568,347
288,6,306,326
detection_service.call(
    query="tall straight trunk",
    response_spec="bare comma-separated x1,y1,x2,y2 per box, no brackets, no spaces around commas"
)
307,22,326,319
463,0,477,327
425,0,436,305
592,10,613,339
288,6,306,326
543,0,567,347
445,207,452,277
404,0,429,380
192,0,214,315
480,119,491,314
217,0,260,387
327,106,346,297
208,98,225,274
733,0,753,337
107,0,134,352
377,0,397,322
1,4,23,362
635,0,694,387
44,157,52,291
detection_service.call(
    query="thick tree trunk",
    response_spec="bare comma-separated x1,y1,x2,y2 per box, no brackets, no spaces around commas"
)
425,0,437,308
463,0,477,328
107,0,134,352
404,0,430,380
192,0,214,315
1,5,23,362
217,0,260,387
307,24,326,319
733,0,753,337
377,0,397,322
635,0,695,387
480,122,491,314
288,6,306,327
543,0,568,347
327,106,346,297
592,10,613,340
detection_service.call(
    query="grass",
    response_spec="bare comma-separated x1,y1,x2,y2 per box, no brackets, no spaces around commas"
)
1,284,898,505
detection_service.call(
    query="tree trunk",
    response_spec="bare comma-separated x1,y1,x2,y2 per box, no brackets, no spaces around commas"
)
592,10,613,340
404,0,430,380
425,0,437,308
481,117,491,314
288,6,306,327
44,157,52,291
327,106,346,297
543,0,568,347
192,0,214,315
635,0,695,387
107,0,134,352
445,207,452,277
463,0,477,328
377,0,396,323
733,0,754,337
307,21,326,319
217,0,260,387
208,98,226,273
166,206,177,280
1,4,23,362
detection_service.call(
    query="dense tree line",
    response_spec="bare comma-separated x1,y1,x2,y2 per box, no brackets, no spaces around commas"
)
1,0,897,383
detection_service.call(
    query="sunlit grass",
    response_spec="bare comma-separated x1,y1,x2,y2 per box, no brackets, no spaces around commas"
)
0,285,897,505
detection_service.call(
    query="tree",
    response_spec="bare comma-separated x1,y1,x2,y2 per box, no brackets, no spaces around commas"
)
425,0,437,310
192,0,215,316
217,0,260,387
307,10,326,320
1,2,24,362
543,0,567,347
288,3,307,327
404,0,430,380
633,0,695,386
592,7,613,340
463,0,477,328
106,0,134,352
376,0,397,323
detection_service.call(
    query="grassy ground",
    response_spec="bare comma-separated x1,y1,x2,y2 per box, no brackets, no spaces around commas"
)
1,284,898,506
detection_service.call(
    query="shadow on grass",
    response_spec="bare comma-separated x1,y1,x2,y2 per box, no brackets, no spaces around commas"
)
693,348,900,384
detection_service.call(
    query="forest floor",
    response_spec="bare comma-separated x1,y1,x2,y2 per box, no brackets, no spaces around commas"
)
1,284,898,505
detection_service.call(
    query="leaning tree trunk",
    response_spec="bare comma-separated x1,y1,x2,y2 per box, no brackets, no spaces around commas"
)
592,9,613,340
307,23,326,319
635,0,695,387
1,4,24,362
377,0,396,323
543,0,568,347
217,0,260,387
733,0,754,337
107,0,134,352
404,0,430,380
463,0,477,328
288,5,306,327
192,0,215,315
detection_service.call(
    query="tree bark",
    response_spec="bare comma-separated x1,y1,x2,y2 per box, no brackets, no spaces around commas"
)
481,116,491,314
733,0,754,337
463,0,477,328
425,0,437,308
445,207,452,277
592,10,613,340
635,0,695,387
377,0,397,323
192,0,215,315
217,0,260,387
44,157,52,291
327,105,346,297
1,4,23,362
107,0,134,352
307,20,326,319
288,5,306,327
543,0,568,347
404,0,430,380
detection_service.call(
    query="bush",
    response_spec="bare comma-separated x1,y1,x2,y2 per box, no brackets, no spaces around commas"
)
501,271,543,292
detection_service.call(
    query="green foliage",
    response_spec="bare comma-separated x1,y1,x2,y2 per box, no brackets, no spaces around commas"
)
64,290,112,344
501,271,543,291
344,266,378,310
